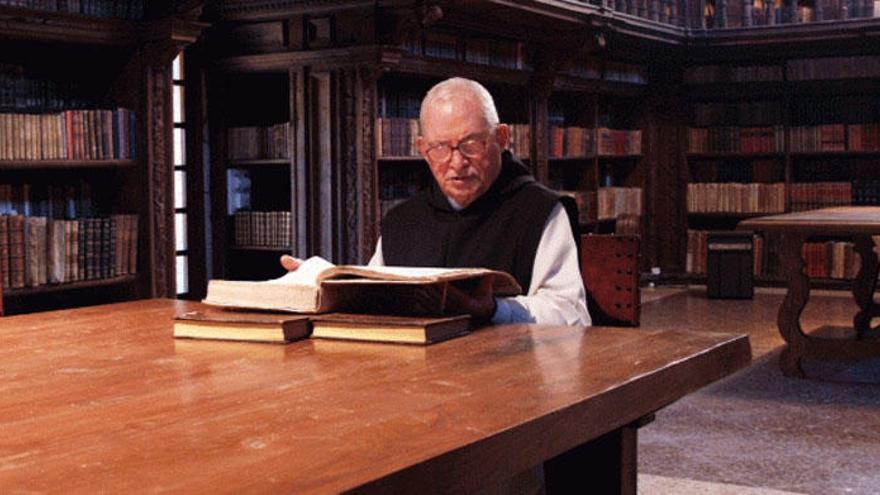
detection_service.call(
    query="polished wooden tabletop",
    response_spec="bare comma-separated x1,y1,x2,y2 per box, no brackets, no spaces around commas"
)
0,299,750,493
738,206,880,234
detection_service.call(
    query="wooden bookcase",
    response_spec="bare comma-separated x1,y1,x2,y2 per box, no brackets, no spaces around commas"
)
195,4,657,280
682,55,880,286
0,4,205,314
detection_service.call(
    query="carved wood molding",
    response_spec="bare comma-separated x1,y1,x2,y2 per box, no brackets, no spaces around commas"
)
216,0,374,20
356,66,381,263
338,68,361,264
146,64,175,298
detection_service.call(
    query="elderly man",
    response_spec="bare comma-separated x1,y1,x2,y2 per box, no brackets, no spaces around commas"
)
285,77,589,326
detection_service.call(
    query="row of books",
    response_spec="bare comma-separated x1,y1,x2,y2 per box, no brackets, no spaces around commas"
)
0,73,99,113
405,32,530,71
604,62,648,85
459,38,529,70
843,123,880,152
683,65,783,84
375,118,418,158
789,124,846,152
853,179,880,206
789,182,852,211
686,123,880,153
375,118,531,159
687,126,785,154
685,230,764,277
226,124,289,160
0,181,99,218
597,187,643,220
687,182,786,214
0,0,146,19
787,56,880,81
597,128,642,156
560,57,648,84
377,90,420,120
0,214,138,290
0,109,136,161
685,55,880,84
231,211,292,248
549,126,595,158
801,241,862,280
693,102,783,128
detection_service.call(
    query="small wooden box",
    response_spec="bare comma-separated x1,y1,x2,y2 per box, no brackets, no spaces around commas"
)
707,232,754,299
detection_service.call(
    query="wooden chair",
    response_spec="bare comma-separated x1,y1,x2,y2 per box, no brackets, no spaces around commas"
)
580,234,641,326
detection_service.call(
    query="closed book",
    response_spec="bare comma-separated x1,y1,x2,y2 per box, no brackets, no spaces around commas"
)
47,219,66,284
0,215,9,289
310,313,471,345
9,215,25,288
173,309,311,344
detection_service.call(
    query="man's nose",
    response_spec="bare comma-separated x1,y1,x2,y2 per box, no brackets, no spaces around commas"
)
448,148,468,170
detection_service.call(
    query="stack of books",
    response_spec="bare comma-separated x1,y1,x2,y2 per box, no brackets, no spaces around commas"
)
173,257,522,345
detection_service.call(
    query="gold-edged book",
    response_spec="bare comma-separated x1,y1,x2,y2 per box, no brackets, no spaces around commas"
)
173,309,311,344
203,256,521,315
310,313,471,345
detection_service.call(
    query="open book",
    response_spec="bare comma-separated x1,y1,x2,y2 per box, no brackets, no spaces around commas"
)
203,256,522,315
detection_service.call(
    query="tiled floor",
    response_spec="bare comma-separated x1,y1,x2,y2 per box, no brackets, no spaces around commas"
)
636,286,880,495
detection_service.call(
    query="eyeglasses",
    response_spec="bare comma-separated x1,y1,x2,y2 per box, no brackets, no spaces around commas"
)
424,134,491,163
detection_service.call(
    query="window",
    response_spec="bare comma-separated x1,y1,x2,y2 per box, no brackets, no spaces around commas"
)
172,53,189,295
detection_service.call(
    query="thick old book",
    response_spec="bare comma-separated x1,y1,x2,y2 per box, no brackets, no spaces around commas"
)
204,256,521,315
173,309,311,344
310,313,471,345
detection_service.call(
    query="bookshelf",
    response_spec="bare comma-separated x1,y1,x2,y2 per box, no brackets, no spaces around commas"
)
207,70,300,281
0,3,205,314
682,55,880,284
545,80,646,236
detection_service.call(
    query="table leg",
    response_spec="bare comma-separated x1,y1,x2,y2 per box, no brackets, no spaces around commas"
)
852,235,880,340
543,415,652,495
777,233,810,377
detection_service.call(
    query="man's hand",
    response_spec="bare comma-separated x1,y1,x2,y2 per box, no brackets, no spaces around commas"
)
444,275,497,322
280,255,301,272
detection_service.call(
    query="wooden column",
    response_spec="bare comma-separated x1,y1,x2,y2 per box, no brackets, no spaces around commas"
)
814,0,824,21
790,0,799,23
354,66,382,264
743,0,754,25
717,0,728,26
145,62,176,297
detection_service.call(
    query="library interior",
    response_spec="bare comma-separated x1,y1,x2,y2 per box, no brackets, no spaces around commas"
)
0,0,879,493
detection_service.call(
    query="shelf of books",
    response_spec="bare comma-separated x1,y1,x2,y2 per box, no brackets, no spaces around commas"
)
682,56,880,285
547,86,644,235
214,71,296,281
0,31,154,312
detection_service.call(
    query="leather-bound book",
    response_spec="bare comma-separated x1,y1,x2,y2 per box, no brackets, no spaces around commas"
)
310,313,470,345
580,234,641,326
173,309,311,344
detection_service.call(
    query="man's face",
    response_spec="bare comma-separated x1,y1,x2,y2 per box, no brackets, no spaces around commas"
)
418,97,509,208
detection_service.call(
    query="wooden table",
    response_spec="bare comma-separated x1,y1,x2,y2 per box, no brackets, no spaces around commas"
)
739,206,880,377
0,299,749,493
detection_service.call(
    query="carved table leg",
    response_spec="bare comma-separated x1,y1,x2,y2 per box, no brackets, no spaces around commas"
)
777,233,809,377
852,235,880,340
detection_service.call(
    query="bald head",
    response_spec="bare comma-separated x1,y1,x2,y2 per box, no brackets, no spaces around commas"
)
420,77,499,131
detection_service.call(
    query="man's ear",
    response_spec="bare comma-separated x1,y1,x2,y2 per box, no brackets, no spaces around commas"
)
495,123,510,150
